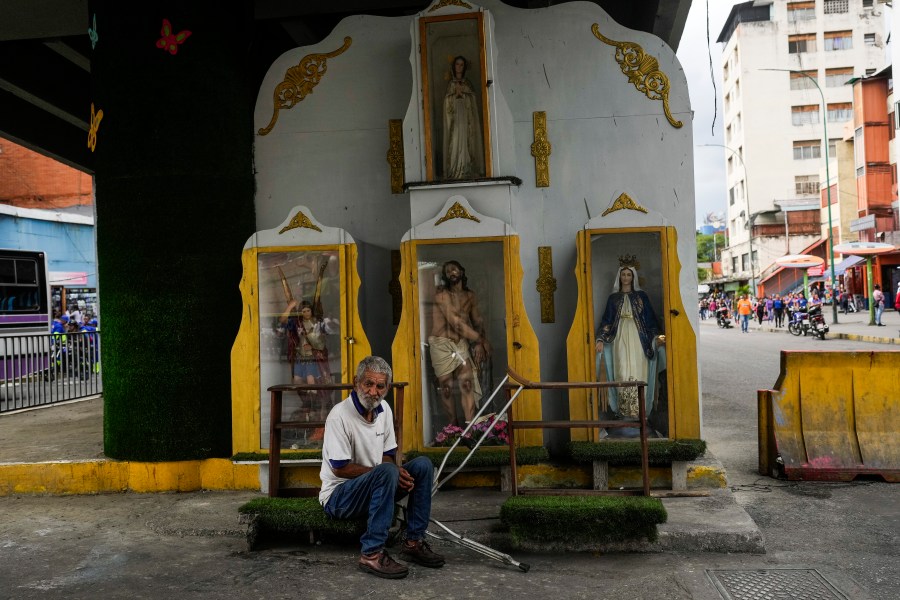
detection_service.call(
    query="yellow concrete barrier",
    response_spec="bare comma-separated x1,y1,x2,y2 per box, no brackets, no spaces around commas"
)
758,351,900,482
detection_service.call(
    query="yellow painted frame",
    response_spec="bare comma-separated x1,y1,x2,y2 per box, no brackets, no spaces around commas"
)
231,243,371,454
419,11,492,181
391,235,541,451
565,226,699,440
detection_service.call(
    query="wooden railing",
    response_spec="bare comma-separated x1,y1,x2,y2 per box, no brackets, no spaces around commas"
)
504,368,651,496
266,382,407,497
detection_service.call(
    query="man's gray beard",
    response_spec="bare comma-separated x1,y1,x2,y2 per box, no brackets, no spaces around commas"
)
359,393,382,411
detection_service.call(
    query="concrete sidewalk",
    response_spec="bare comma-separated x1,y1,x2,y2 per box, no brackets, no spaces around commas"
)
0,397,763,556
701,304,900,345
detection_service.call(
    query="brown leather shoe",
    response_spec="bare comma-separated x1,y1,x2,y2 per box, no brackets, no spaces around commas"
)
400,539,445,568
358,550,409,579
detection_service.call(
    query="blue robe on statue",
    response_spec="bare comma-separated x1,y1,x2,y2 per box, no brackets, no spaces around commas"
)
596,289,665,425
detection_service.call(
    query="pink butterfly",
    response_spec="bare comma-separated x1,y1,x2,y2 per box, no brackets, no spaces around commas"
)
156,18,191,55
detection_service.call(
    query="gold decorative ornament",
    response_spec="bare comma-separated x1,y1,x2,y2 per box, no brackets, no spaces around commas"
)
435,201,481,226
278,210,322,234
428,0,473,12
258,36,353,136
536,247,557,323
386,119,405,194
591,25,683,129
531,111,551,188
601,192,648,217
389,250,402,325
87,103,103,152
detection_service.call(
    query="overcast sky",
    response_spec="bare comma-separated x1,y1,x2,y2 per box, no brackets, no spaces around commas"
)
677,0,737,227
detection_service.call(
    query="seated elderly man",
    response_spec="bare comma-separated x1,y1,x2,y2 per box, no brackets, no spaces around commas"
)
319,355,445,579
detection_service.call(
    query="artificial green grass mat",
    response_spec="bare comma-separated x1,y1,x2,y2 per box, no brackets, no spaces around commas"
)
405,446,548,468
232,451,323,462
500,495,667,544
239,497,364,535
568,439,706,466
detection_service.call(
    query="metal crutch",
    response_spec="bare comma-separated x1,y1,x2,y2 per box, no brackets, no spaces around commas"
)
402,374,531,571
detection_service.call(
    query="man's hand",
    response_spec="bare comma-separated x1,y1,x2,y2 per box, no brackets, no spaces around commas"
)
398,467,415,491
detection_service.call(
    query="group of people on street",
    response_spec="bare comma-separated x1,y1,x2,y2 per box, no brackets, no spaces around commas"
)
702,282,900,331
51,311,98,334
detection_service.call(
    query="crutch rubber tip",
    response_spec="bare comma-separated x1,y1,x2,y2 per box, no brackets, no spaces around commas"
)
519,563,530,572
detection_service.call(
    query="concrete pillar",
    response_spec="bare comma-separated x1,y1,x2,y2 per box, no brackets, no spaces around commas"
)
92,1,256,459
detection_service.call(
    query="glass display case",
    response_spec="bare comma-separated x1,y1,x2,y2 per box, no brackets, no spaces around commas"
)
415,241,509,447
258,249,343,449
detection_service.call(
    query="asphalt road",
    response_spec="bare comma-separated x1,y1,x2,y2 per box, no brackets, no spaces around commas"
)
698,321,900,600
0,324,897,599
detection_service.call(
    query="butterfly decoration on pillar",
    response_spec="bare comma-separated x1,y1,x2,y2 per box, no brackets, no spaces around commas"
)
156,19,192,55
88,103,103,152
87,14,98,50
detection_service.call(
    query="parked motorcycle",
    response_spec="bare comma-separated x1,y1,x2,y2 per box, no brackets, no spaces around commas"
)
788,305,829,339
716,306,733,329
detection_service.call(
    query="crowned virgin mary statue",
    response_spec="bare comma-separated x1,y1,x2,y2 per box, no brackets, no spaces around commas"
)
595,256,666,425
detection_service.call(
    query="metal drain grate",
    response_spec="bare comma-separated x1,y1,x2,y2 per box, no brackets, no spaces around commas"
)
707,569,848,600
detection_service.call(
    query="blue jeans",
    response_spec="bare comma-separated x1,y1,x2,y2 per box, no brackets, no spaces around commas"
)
740,314,749,332
875,303,884,325
324,456,433,555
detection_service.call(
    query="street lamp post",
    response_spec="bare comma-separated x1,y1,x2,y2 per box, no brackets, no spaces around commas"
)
762,68,838,325
700,144,756,295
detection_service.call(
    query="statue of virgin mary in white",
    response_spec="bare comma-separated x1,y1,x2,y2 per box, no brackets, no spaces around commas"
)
595,262,666,425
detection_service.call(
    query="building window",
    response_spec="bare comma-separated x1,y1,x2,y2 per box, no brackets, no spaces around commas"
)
732,256,739,274
828,138,839,157
727,155,734,174
793,140,821,160
790,70,819,90
854,127,864,177
792,105,820,125
824,31,853,51
825,67,853,87
787,2,816,21
865,68,876,76
823,0,848,14
862,0,874,7
796,175,820,195
864,33,876,46
729,186,736,205
789,33,817,53
827,102,853,122
742,254,750,272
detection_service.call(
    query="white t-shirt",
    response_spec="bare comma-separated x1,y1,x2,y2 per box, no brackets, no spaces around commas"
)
319,394,397,506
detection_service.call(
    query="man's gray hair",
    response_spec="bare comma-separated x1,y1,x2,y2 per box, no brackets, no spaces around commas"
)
355,355,393,386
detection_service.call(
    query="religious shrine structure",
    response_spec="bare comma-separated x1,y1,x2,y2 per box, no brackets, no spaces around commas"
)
231,0,699,459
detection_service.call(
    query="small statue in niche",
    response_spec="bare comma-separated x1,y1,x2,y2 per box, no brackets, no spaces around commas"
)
594,258,666,430
443,56,484,180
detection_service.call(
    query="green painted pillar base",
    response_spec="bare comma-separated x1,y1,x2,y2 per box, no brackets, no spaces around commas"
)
93,1,256,460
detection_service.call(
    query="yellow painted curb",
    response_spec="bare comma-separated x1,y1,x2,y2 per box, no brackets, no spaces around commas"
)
0,459,260,496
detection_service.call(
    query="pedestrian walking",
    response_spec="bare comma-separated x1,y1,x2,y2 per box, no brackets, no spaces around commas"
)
736,294,752,333
873,285,885,326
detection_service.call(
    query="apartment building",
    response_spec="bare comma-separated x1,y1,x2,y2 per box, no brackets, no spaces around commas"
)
716,0,886,295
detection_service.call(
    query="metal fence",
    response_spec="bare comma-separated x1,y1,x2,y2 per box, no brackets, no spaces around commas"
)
0,331,102,413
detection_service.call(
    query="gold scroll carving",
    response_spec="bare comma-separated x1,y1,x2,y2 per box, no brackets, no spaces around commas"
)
601,192,648,217
428,0,473,12
386,119,405,194
591,25,683,129
258,37,353,136
278,210,322,234
435,201,481,226
531,111,551,188
536,246,557,323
